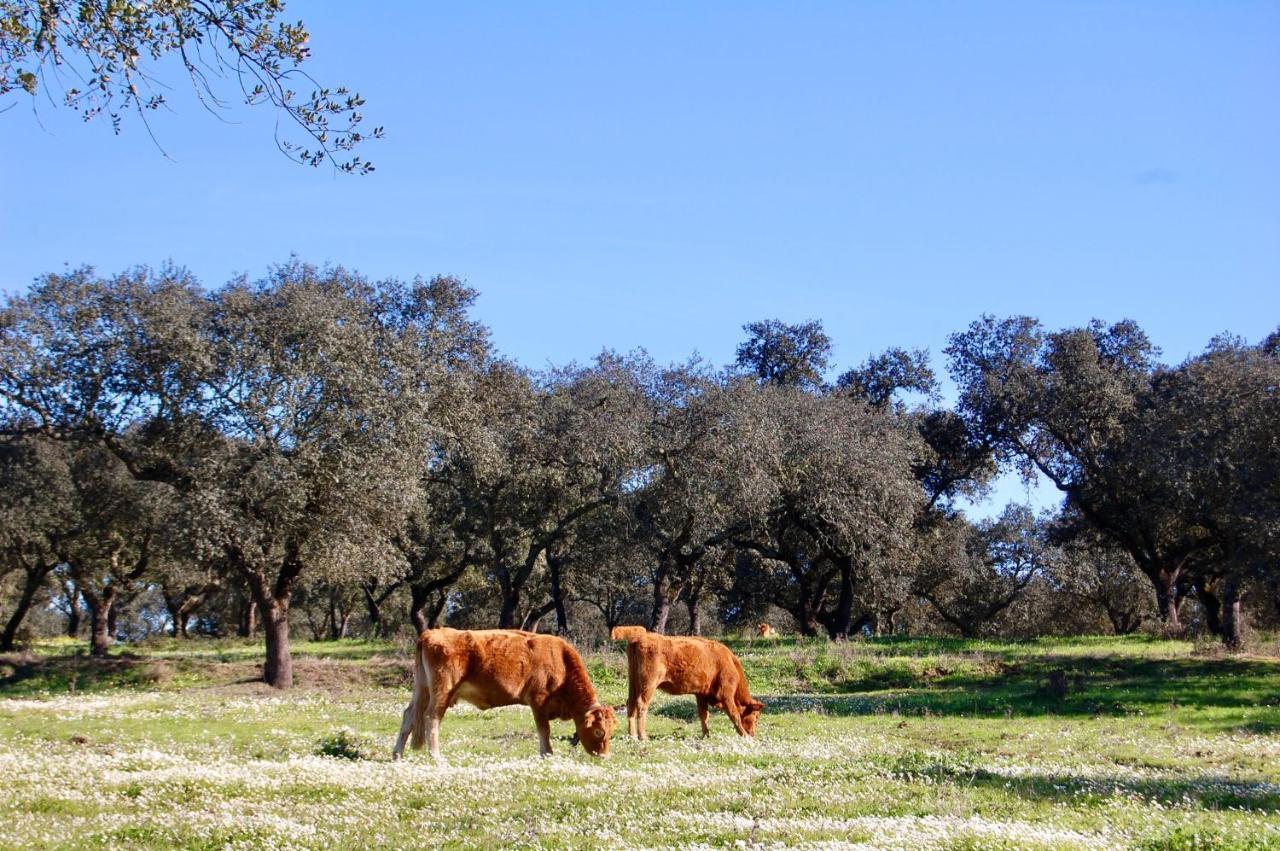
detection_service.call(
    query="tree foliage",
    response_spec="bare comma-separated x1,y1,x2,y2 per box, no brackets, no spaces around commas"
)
1,0,381,170
1,277,1274,669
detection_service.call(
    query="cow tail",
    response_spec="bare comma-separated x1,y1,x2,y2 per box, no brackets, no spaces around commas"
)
625,639,640,707
409,637,431,751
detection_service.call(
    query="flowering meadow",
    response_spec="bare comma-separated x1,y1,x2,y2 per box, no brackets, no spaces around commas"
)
1,636,1277,849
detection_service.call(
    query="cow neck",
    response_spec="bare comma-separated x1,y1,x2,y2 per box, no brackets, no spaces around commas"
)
561,647,600,719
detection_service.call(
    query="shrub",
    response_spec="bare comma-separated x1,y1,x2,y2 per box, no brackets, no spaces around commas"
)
314,728,371,760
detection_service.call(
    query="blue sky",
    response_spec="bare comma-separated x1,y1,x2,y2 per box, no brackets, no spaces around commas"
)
2,2,1277,515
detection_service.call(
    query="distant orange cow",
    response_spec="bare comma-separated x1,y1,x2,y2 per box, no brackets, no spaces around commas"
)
392,628,617,761
611,625,647,642
757,623,778,638
626,633,764,739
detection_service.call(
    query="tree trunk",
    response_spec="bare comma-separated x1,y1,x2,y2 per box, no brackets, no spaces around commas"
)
237,591,257,637
497,571,520,630
245,568,296,689
64,579,82,638
789,560,821,637
786,601,819,637
410,604,428,634
426,592,447,629
684,564,705,636
86,587,117,657
650,555,681,634
1221,576,1244,651
825,557,855,640
362,580,402,639
1,563,51,651
167,597,189,639
410,586,450,633
650,586,675,635
1106,604,1140,636
686,595,702,636
364,589,385,637
326,591,351,640
1194,578,1223,638
1152,569,1183,633
260,596,293,689
520,600,556,632
547,553,570,636
410,585,431,634
874,608,898,637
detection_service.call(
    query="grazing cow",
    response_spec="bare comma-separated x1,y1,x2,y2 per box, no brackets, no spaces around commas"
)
611,625,648,642
626,634,764,740
757,623,778,638
392,628,617,761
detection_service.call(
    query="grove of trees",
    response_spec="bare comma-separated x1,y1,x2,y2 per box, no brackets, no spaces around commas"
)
1,263,1276,686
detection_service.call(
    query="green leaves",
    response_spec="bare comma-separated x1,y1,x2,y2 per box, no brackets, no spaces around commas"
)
1,0,380,172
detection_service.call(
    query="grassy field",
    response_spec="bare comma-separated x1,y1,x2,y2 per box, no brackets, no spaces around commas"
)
1,634,1278,849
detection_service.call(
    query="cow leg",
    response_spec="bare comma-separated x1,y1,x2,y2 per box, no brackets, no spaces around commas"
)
695,695,711,737
533,710,553,757
633,684,656,741
626,671,641,739
627,688,645,740
715,686,749,736
427,703,446,761
426,680,454,762
392,694,417,760
722,698,748,736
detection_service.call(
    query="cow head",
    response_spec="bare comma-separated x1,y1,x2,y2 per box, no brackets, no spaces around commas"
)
572,703,617,756
740,699,765,736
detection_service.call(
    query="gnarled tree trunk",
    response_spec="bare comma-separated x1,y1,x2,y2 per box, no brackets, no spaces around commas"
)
361,579,402,639
409,590,449,633
63,577,82,638
684,562,706,636
649,555,681,634
547,549,571,636
823,556,856,640
1152,569,1184,634
1,560,53,651
1220,576,1245,651
83,586,118,657
245,548,303,689
259,597,293,688
1193,578,1223,638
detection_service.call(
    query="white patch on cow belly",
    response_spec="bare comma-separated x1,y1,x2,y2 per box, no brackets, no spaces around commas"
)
454,683,491,710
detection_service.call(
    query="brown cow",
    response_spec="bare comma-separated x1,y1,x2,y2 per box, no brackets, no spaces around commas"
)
611,625,648,642
626,634,764,740
392,628,617,761
757,623,778,638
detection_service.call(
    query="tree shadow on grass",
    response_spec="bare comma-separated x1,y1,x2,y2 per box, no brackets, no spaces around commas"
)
0,651,177,696
885,753,1280,814
0,650,411,696
654,653,1280,734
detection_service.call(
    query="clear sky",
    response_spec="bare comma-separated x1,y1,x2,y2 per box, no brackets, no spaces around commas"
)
2,2,1277,515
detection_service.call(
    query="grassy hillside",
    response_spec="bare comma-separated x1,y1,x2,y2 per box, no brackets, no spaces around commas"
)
2,634,1278,849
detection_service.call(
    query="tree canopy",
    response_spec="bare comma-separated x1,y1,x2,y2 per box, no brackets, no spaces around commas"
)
1,0,380,171
1,268,1275,675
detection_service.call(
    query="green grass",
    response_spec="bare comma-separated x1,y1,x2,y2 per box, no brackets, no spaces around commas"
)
2,634,1278,849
